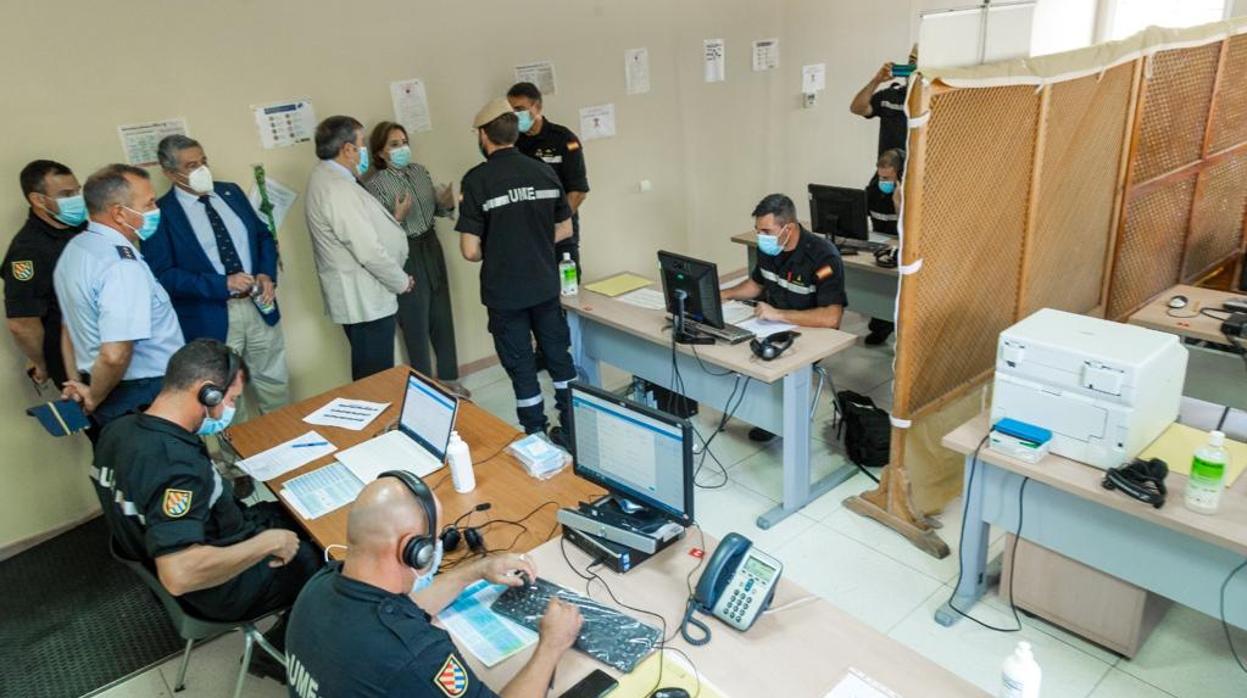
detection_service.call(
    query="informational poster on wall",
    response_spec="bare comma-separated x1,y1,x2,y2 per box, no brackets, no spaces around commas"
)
704,39,726,83
390,78,432,133
625,48,651,95
117,118,188,167
802,63,826,94
514,60,557,95
752,38,780,71
253,99,317,150
579,104,616,141
247,176,298,233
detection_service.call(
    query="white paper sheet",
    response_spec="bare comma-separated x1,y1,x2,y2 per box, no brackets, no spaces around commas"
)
303,398,390,431
253,99,317,150
625,47,651,95
514,60,557,95
390,78,432,134
618,287,667,311
238,430,336,481
824,667,901,698
752,38,780,71
248,176,298,233
579,104,616,141
803,63,827,93
279,462,364,521
118,118,188,166
736,316,797,337
722,300,753,326
439,580,537,666
704,39,726,83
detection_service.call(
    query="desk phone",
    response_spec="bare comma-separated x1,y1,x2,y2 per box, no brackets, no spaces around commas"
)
681,532,783,644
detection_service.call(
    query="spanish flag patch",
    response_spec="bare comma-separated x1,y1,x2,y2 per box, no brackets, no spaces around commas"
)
567,140,581,151
815,265,834,281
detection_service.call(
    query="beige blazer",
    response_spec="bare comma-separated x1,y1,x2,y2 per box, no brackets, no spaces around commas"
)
304,160,409,325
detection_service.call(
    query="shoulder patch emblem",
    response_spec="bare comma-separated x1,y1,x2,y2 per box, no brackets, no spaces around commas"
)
815,265,834,281
10,260,33,281
162,489,193,518
566,140,580,151
116,246,137,260
433,654,469,697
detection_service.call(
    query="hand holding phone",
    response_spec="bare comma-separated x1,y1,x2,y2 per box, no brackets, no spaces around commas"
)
559,669,618,698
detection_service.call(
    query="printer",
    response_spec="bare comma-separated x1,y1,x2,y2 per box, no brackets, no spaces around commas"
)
990,308,1187,470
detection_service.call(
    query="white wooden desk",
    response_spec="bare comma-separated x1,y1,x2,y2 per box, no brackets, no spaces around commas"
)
938,414,1247,631
563,276,857,528
468,533,988,697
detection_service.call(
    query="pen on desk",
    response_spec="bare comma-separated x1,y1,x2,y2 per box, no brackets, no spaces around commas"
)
293,441,329,448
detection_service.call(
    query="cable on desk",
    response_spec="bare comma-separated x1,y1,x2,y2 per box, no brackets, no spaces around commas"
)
1221,558,1247,675
1203,308,1233,321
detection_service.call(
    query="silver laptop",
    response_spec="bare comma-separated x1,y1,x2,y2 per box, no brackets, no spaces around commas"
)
337,370,459,484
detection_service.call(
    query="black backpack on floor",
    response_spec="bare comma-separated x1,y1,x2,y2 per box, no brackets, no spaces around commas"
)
834,390,891,468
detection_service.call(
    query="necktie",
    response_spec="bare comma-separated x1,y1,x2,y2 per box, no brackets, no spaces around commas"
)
198,195,244,275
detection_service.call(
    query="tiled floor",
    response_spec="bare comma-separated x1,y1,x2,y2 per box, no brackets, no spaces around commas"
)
92,311,1247,697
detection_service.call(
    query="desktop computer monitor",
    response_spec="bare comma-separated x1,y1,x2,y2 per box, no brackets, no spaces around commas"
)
570,382,694,525
657,250,724,329
808,184,868,241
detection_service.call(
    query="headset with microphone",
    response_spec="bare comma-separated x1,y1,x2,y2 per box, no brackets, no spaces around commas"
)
379,470,440,569
750,330,800,361
1102,457,1168,509
441,503,491,554
198,347,242,407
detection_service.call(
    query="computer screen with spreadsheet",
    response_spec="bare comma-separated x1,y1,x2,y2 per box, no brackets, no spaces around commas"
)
399,370,459,460
570,382,693,523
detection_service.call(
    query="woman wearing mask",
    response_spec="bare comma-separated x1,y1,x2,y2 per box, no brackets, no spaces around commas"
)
363,122,469,397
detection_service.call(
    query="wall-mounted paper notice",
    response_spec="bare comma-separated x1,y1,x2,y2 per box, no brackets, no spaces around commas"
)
704,39,726,83
391,78,432,133
514,60,557,95
625,48,651,95
247,177,297,233
118,118,188,166
253,99,317,150
803,63,826,93
752,38,780,71
579,104,616,141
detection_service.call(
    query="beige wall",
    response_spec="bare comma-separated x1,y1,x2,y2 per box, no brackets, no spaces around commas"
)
0,0,915,551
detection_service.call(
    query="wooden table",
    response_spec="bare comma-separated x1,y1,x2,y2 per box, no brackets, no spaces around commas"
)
730,227,899,322
1129,283,1247,410
472,532,987,697
938,413,1247,630
223,366,604,557
563,275,858,528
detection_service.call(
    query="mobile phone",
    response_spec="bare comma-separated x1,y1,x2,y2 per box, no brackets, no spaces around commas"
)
559,669,618,698
891,63,916,78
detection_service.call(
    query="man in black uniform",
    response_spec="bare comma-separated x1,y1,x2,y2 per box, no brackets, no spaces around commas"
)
507,82,589,277
723,194,848,441
866,148,904,238
457,98,576,444
3,160,86,391
97,338,320,682
285,474,583,698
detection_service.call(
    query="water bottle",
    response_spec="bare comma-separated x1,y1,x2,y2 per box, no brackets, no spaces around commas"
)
250,283,276,316
559,252,578,296
1185,430,1228,514
446,431,475,493
1000,641,1041,698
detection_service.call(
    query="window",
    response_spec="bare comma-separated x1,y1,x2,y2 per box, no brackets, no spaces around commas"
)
919,1,1038,68
1105,0,1229,40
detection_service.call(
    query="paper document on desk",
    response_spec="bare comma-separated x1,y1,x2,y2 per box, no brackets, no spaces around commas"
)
1140,422,1247,486
614,651,728,698
618,287,667,311
303,398,389,431
722,300,753,326
237,430,336,481
583,273,651,297
736,316,797,337
278,462,364,520
440,581,536,666
823,667,901,697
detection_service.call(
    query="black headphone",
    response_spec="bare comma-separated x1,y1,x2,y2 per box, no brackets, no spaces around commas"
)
198,347,242,408
440,503,490,554
379,470,440,570
1102,457,1168,509
750,330,800,361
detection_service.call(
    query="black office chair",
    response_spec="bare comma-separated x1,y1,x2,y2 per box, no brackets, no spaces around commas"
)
108,536,286,697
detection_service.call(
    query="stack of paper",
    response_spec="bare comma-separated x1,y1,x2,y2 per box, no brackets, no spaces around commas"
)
618,287,667,311
237,431,336,481
303,398,389,431
439,581,537,666
737,316,797,337
583,273,652,297
278,462,365,520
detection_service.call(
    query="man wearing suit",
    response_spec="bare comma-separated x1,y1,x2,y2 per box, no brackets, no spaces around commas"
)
305,115,413,381
146,135,290,414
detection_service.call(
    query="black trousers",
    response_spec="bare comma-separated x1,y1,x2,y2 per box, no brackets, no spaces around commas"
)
397,234,459,381
342,314,397,381
488,297,576,434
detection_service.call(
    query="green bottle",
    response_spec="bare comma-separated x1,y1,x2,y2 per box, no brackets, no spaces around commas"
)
1184,430,1228,515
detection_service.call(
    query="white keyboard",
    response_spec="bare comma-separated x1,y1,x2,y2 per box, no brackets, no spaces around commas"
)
722,301,754,326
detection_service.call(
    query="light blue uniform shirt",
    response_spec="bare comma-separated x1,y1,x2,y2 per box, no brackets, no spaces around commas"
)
53,221,185,379
173,186,253,275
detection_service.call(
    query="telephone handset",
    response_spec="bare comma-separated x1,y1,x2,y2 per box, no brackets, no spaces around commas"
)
680,532,783,645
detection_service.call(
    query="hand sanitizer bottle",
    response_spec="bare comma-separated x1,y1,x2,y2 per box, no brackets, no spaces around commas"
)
446,431,475,493
1185,430,1228,514
559,253,578,296
1000,641,1041,698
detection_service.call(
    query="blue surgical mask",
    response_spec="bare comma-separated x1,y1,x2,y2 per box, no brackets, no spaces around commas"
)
197,403,236,436
123,206,162,241
389,145,412,169
411,540,444,593
49,194,87,226
878,180,896,195
356,146,370,176
757,232,783,256
515,109,534,133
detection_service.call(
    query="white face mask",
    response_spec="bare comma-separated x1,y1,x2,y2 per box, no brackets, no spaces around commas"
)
187,165,214,195
410,540,444,594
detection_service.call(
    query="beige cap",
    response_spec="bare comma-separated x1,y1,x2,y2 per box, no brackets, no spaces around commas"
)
472,97,515,129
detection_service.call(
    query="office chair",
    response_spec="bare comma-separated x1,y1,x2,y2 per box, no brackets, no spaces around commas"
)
109,536,287,697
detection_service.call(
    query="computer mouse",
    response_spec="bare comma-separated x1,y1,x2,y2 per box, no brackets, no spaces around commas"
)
517,571,534,589
1167,294,1188,309
649,689,691,698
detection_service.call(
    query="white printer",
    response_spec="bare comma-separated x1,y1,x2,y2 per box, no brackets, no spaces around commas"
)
990,309,1187,470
